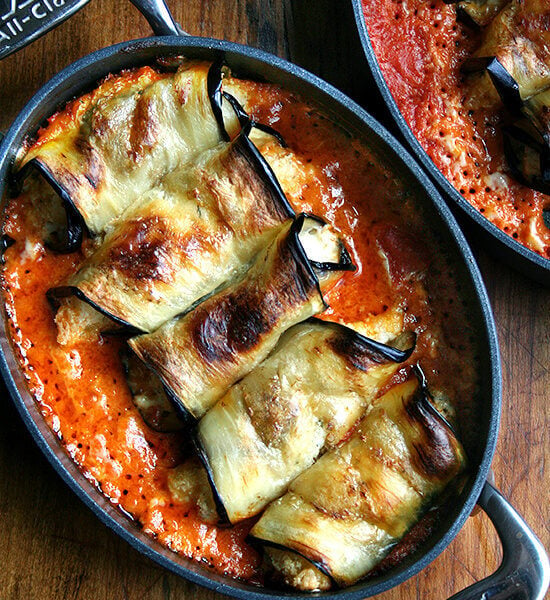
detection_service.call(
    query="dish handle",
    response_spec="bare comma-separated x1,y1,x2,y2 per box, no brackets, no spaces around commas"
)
128,0,187,36
448,481,549,600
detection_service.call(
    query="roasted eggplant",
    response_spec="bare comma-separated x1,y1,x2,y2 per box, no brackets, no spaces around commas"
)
127,215,354,421
523,88,550,143
459,0,550,193
503,89,550,193
464,0,550,110
501,82,550,193
122,349,185,432
444,0,510,28
49,131,294,341
250,374,467,590
193,319,415,524
18,60,241,248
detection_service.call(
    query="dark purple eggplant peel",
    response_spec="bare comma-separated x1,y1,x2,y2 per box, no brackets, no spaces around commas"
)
443,0,510,27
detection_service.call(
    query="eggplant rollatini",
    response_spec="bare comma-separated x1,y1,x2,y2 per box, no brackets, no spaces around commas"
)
194,320,415,524
461,0,550,192
19,61,240,248
503,88,550,193
444,0,510,27
250,376,467,590
464,0,550,110
50,132,294,337
128,215,354,421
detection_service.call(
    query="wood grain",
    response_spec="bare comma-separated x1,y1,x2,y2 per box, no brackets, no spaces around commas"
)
0,1,547,599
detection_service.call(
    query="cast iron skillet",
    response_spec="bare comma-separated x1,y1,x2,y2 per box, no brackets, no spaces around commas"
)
0,1,547,598
350,0,550,287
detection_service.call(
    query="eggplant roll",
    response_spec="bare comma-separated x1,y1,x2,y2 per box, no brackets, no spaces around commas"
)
445,0,510,27
195,320,415,524
522,88,550,147
502,89,550,193
19,60,240,238
250,376,467,590
122,350,184,432
465,0,550,109
51,133,294,337
128,215,354,420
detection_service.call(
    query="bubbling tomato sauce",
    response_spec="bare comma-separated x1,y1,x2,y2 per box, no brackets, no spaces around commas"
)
363,0,550,259
2,67,478,584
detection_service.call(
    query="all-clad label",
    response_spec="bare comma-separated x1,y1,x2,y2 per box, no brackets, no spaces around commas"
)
0,0,89,59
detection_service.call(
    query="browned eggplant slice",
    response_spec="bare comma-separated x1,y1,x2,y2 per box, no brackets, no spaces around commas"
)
49,131,294,341
444,0,510,28
18,60,241,242
463,0,550,110
127,214,354,421
193,319,415,524
501,89,550,193
523,88,550,145
250,373,467,589
503,126,550,194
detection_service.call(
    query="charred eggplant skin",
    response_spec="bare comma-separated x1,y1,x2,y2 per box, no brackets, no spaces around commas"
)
18,160,85,253
308,317,415,364
462,57,523,112
298,213,356,274
208,58,230,142
222,91,287,147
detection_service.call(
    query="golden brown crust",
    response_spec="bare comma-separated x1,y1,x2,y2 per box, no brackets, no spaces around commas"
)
21,61,240,235
58,137,292,334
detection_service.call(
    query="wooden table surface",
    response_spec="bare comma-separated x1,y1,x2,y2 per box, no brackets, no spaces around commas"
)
0,1,547,599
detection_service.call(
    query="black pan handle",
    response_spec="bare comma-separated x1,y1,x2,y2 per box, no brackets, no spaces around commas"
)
128,0,187,36
448,481,549,600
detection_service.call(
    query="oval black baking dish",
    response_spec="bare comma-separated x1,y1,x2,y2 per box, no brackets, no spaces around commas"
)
0,1,548,599
350,0,550,287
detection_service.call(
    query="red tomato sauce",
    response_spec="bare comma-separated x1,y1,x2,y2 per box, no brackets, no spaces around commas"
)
2,68,478,584
363,0,550,259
